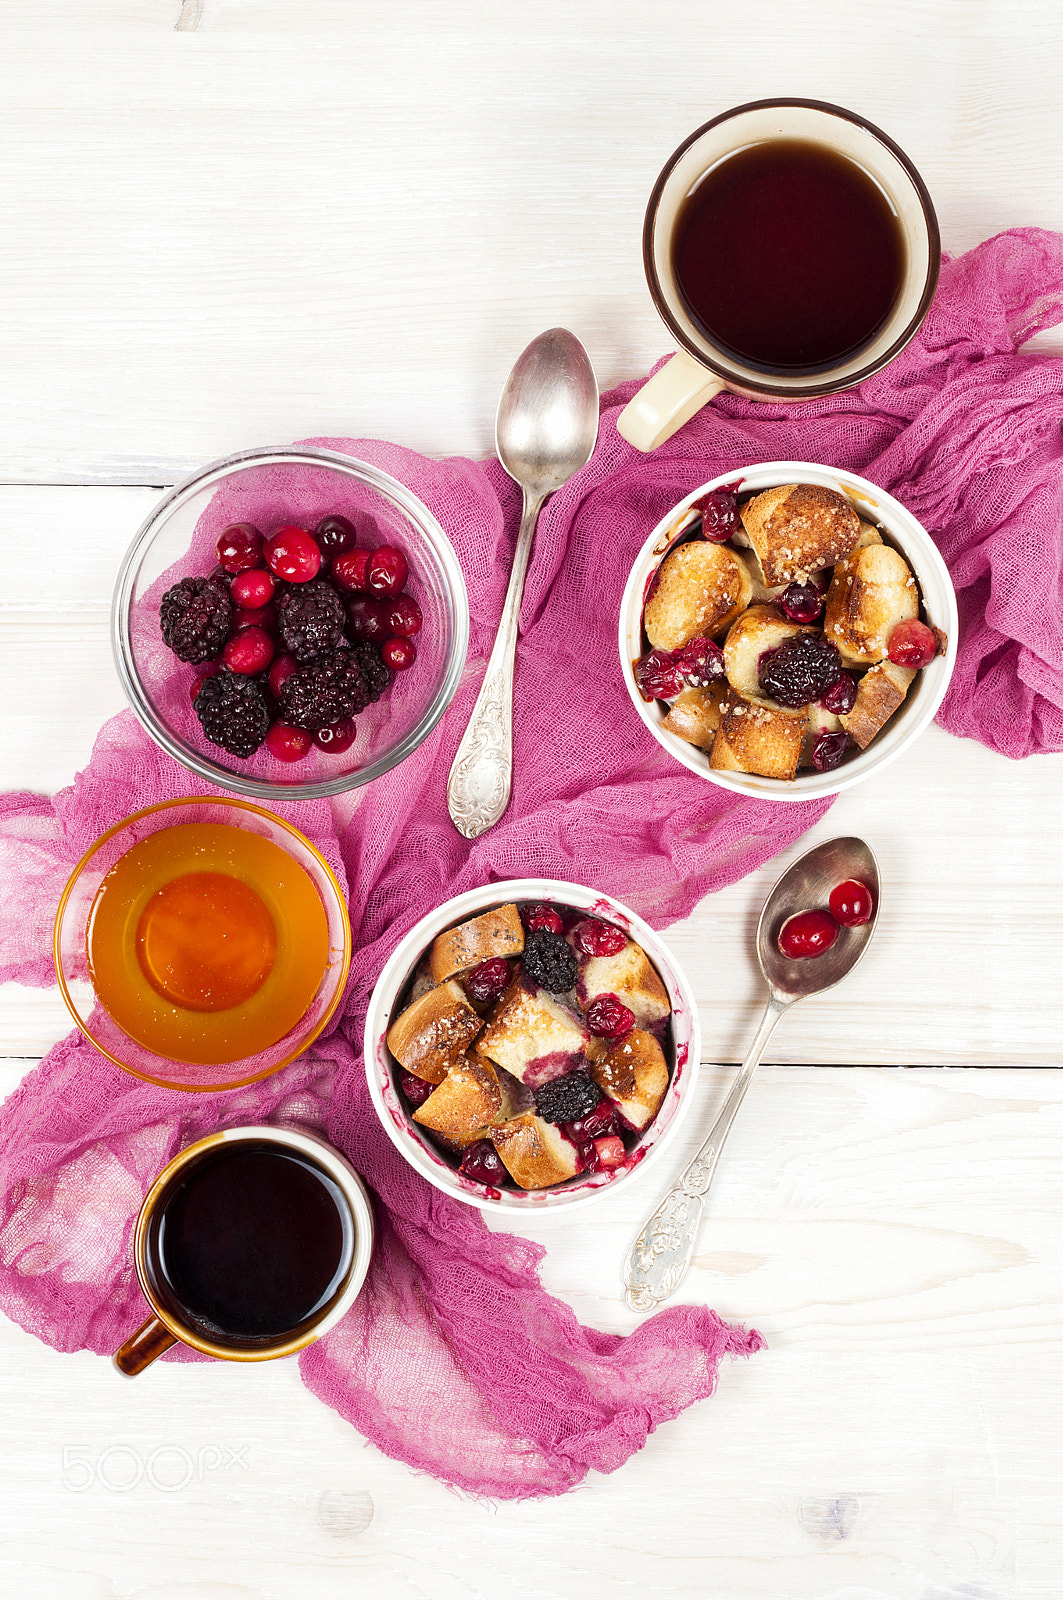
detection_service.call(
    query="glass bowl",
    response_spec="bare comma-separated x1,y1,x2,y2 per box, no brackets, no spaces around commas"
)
364,880,700,1215
112,447,469,800
54,797,351,1091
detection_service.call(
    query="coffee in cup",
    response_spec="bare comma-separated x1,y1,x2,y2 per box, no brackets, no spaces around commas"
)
617,99,939,451
114,1125,374,1375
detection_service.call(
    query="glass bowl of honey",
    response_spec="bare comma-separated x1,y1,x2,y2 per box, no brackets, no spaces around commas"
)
54,797,351,1091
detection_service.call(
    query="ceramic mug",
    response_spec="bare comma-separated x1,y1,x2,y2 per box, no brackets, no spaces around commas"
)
114,1125,374,1375
617,98,940,452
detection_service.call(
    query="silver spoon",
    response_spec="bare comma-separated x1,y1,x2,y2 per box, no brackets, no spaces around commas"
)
447,328,599,838
624,835,880,1312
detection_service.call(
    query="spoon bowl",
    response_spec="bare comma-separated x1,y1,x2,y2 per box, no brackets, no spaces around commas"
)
760,835,880,1000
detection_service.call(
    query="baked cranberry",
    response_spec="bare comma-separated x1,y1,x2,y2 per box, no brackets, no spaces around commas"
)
346,594,390,641
331,548,371,593
222,626,275,676
593,1135,626,1169
778,908,838,959
230,568,276,609
779,581,825,624
565,1100,618,1141
381,637,416,670
633,647,682,701
523,903,564,935
189,668,214,702
586,994,636,1039
314,514,357,561
267,652,297,698
572,918,628,957
367,545,408,596
821,674,857,715
386,594,423,637
264,525,321,583
399,1070,434,1108
458,1139,507,1186
694,488,739,542
888,618,937,669
465,958,512,1005
829,878,874,927
811,730,854,772
676,634,725,687
231,603,277,634
575,1140,599,1172
265,722,312,762
314,718,357,754
216,523,263,574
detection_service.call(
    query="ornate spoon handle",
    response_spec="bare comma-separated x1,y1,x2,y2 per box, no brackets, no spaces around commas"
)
624,992,791,1311
447,489,545,838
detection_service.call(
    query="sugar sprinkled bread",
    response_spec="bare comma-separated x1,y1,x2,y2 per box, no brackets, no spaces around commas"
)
577,940,670,1026
739,483,862,586
428,903,524,983
589,1028,669,1132
412,1050,524,1149
710,687,805,781
824,542,919,666
661,683,730,749
723,604,815,708
478,975,590,1084
489,1112,581,1189
386,979,484,1084
841,659,916,748
643,541,752,651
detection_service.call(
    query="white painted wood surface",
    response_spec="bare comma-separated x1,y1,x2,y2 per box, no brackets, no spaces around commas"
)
2,3,1062,1597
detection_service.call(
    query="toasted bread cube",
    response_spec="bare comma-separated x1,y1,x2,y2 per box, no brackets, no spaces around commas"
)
643,541,753,651
412,1051,522,1149
740,483,862,586
841,660,916,749
824,542,919,666
723,604,815,708
478,977,590,1084
386,979,484,1084
710,688,805,781
661,683,730,749
489,1112,581,1189
578,942,670,1027
428,903,524,983
589,1028,669,1132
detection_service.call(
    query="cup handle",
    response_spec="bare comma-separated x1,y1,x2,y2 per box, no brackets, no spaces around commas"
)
617,350,726,451
114,1314,177,1376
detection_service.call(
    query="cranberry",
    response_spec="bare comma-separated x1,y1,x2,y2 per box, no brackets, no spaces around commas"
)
812,730,854,772
565,1100,618,1141
458,1139,507,1186
216,523,263,574
821,674,857,715
523,903,564,935
464,958,512,1005
399,1070,434,1108
346,594,390,642
676,634,725,687
231,602,277,634
367,545,409,596
230,568,276,609
778,908,839,960
888,619,937,669
264,525,321,583
575,1140,600,1172
314,718,357,754
222,626,275,676
593,1135,626,1169
694,488,739,541
331,548,371,593
386,594,423,637
779,581,825,624
572,918,628,958
586,994,636,1039
381,636,416,671
314,514,357,561
829,878,874,927
633,647,682,702
267,652,297,699
265,722,312,762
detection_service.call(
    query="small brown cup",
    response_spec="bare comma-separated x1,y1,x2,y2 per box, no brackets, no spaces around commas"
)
114,1125,374,1376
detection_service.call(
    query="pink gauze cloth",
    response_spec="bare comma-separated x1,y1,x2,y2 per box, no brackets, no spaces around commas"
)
1,228,1062,1500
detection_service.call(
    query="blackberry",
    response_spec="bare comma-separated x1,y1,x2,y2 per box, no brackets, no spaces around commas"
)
278,648,368,731
534,1071,601,1126
521,929,578,993
759,633,843,708
159,575,232,664
350,640,392,703
193,669,270,757
277,579,346,663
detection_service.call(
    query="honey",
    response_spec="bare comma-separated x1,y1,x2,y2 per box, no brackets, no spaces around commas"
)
86,822,329,1065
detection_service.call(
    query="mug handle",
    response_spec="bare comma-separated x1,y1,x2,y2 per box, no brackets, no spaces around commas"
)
617,350,726,451
114,1314,177,1376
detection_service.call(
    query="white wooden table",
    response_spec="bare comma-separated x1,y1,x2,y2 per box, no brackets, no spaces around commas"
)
2,5,1062,1597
